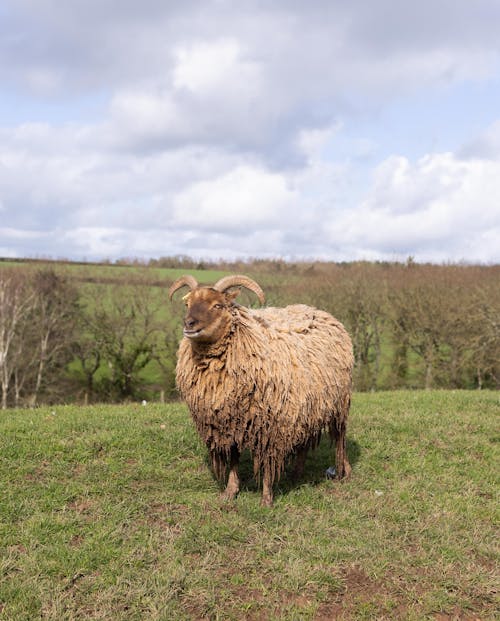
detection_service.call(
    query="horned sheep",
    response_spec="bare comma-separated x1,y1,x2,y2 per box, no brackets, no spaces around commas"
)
169,274,354,507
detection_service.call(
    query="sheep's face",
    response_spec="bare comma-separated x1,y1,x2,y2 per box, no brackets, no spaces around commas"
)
182,287,239,344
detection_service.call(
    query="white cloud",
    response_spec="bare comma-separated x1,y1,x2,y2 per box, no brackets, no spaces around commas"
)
110,90,182,136
2,111,500,263
172,165,296,232
63,227,131,258
0,227,45,240
325,152,500,262
1,1,500,263
296,123,343,161
173,38,261,97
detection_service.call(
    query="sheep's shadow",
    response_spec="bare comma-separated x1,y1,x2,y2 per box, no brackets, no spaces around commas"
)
206,435,361,499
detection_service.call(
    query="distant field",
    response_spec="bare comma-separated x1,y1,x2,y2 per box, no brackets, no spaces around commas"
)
0,258,232,286
1,390,498,620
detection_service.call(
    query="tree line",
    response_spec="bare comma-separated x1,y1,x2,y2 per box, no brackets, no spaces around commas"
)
0,266,181,408
263,260,499,392
0,260,498,408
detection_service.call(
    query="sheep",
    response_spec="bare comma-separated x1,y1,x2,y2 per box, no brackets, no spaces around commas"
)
169,274,354,506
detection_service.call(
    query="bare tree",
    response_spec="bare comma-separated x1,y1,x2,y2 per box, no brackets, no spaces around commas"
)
82,281,165,400
6,269,80,406
0,270,35,408
390,266,470,389
324,267,388,391
27,270,78,403
154,305,184,400
466,284,500,389
72,335,101,403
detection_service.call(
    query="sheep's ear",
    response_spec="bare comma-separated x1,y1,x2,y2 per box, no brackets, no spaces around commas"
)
182,292,192,303
226,288,241,303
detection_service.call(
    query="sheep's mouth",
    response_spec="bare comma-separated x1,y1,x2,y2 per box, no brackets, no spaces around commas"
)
184,329,203,339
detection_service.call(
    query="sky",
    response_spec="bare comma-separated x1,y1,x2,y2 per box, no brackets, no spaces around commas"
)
1,0,500,264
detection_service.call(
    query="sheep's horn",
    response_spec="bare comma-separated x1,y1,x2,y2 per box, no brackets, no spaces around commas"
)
213,275,265,304
168,275,199,300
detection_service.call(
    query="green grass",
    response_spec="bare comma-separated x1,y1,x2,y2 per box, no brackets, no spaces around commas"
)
0,259,230,286
1,391,498,620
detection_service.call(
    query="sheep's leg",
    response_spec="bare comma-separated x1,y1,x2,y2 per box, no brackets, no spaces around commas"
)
261,467,274,507
221,445,240,501
332,419,351,480
292,446,308,481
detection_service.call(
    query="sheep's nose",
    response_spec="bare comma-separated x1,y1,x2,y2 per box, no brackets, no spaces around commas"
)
185,317,197,329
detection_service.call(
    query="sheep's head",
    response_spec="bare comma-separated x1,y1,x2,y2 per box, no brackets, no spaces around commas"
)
169,275,265,344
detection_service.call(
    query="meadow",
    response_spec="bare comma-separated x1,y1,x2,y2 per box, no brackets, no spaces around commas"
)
1,390,498,620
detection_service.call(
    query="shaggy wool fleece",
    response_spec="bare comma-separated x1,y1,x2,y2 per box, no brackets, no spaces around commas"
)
176,303,353,485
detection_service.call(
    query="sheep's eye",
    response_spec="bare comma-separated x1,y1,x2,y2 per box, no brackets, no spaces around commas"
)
213,303,223,310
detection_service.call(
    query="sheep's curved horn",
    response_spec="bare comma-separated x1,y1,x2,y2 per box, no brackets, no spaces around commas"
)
213,275,265,304
168,275,199,300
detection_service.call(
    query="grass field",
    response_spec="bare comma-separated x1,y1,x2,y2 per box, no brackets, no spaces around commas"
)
0,391,498,620
0,259,232,287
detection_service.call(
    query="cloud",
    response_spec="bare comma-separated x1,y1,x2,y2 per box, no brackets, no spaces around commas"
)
173,38,261,96
172,165,296,233
4,2,499,120
325,152,500,262
459,119,500,160
1,112,500,263
1,1,500,263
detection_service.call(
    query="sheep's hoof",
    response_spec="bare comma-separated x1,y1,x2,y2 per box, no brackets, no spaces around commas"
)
220,487,239,501
260,495,273,508
336,461,352,481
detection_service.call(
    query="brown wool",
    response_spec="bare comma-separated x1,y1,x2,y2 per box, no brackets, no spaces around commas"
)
173,287,354,500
